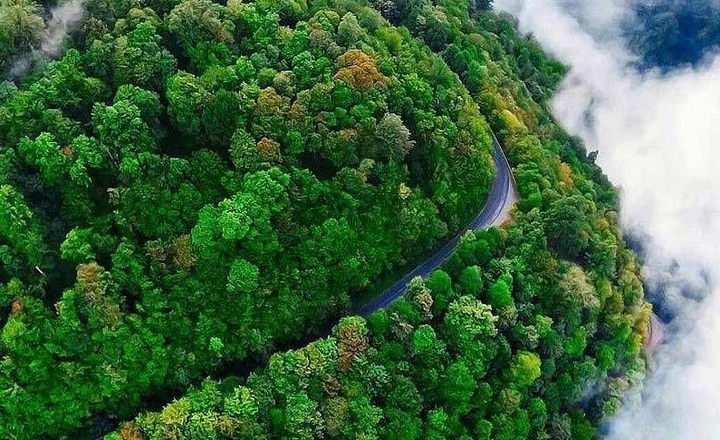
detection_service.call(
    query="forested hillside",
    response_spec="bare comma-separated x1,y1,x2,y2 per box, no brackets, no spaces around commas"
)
0,0,649,439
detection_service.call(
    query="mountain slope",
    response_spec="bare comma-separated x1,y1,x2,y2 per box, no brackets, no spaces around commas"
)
0,0,497,437
108,2,649,440
0,0,648,438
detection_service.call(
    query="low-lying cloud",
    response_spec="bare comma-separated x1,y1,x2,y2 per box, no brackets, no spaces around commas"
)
496,0,720,438
41,0,84,57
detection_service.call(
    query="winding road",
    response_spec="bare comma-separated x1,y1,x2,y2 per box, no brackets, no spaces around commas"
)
356,131,666,354
644,312,665,351
359,131,517,316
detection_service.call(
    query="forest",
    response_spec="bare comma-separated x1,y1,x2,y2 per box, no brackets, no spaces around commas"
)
0,0,649,439
627,0,720,70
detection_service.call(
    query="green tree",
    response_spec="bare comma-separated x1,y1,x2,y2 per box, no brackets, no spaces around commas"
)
114,22,177,92
441,360,476,415
444,295,498,374
544,195,593,260
0,0,43,70
167,0,235,52
0,184,44,266
506,351,542,388
17,133,66,186
458,265,482,296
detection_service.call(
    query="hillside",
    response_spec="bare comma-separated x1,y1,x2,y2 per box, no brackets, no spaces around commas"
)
0,0,649,439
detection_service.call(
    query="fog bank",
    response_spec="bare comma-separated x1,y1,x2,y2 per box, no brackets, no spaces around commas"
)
496,0,720,438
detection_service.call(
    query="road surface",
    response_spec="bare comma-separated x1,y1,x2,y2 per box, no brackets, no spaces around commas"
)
359,131,517,316
644,313,665,351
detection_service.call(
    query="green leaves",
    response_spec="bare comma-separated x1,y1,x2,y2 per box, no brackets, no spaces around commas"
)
444,295,498,375
375,112,414,162
458,265,482,296
507,351,542,388
92,99,156,173
167,0,235,52
0,0,649,437
218,201,253,241
227,258,259,294
60,228,96,264
113,22,177,92
17,133,66,186
0,184,44,266
544,194,594,260
167,72,209,137
488,274,514,310
67,135,105,188
0,0,43,70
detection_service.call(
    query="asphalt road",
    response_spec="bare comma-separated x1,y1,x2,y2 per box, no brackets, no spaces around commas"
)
359,131,517,316
644,313,665,351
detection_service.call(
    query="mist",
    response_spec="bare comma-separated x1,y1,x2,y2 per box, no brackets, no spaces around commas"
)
10,0,84,78
41,0,84,57
495,0,720,438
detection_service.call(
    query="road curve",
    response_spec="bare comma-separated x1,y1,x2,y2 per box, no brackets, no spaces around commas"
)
359,131,517,316
644,313,665,351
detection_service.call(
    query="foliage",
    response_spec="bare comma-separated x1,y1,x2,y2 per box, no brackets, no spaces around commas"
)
125,218,647,439
0,0,44,72
0,0,498,437
0,0,649,438
627,1,720,70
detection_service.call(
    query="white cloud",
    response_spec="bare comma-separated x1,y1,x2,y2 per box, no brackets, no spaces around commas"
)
496,0,720,438
41,0,84,58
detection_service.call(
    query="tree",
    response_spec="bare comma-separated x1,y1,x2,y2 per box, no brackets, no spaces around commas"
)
167,0,235,52
0,184,44,266
375,112,415,162
91,99,156,180
0,0,43,70
202,89,239,147
544,195,592,260
565,327,588,357
282,393,324,439
227,258,260,294
471,0,494,15
528,398,548,431
441,360,476,415
425,408,451,440
458,265,482,296
166,72,210,137
192,168,290,262
488,274,516,326
60,227,99,264
114,84,162,129
383,408,422,440
337,12,365,46
334,49,388,90
251,87,290,142
548,414,573,440
336,316,369,371
410,324,446,364
426,270,455,314
17,133,66,186
443,295,498,374
113,22,177,92
506,351,541,388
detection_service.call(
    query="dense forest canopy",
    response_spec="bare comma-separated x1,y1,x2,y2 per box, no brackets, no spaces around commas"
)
0,0,649,439
626,0,720,70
